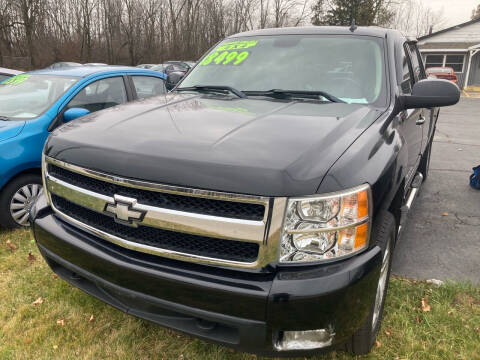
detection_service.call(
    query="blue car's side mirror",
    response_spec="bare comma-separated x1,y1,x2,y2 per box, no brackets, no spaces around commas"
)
63,108,90,122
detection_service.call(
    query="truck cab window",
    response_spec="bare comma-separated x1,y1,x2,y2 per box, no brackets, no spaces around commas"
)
407,44,422,82
401,46,412,94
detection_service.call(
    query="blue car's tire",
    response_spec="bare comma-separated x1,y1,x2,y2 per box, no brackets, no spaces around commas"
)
0,174,42,228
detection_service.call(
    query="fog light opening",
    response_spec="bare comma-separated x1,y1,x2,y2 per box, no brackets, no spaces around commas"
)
274,328,335,351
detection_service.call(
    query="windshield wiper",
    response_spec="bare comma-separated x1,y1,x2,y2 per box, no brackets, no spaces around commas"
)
176,85,246,99
0,116,10,121
243,89,345,103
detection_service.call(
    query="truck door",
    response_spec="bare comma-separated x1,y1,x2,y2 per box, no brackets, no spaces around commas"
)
400,43,424,184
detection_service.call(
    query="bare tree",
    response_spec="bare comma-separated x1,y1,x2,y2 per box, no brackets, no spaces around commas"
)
389,0,447,37
14,0,44,67
0,0,315,69
472,4,480,20
272,0,309,27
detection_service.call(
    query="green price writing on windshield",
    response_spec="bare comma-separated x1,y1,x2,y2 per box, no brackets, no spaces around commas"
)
1,74,30,86
200,40,257,66
200,51,250,66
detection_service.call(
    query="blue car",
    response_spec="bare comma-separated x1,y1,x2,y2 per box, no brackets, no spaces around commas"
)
0,66,167,227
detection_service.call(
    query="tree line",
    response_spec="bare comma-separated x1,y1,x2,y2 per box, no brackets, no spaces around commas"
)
0,0,444,70
472,3,480,20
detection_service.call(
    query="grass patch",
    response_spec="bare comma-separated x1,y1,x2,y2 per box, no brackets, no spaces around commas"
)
1,228,479,359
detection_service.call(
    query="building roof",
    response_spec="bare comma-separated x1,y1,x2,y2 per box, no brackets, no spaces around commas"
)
419,42,475,49
418,17,480,41
28,65,164,78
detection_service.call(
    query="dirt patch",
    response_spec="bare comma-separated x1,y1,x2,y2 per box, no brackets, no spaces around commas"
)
452,293,480,308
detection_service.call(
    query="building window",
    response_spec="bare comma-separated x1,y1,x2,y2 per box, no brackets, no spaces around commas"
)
425,55,443,68
445,55,465,73
425,54,465,73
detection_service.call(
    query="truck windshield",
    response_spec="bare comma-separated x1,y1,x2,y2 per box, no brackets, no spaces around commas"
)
181,35,386,105
0,74,78,119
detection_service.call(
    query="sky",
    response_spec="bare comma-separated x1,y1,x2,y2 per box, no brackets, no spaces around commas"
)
426,0,479,27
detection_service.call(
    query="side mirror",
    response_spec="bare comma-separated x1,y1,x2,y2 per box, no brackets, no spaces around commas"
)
166,71,185,91
401,79,460,109
63,108,90,122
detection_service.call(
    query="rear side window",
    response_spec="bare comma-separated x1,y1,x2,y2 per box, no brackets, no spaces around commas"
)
67,77,127,112
401,46,412,94
407,44,424,81
131,76,166,99
0,74,9,82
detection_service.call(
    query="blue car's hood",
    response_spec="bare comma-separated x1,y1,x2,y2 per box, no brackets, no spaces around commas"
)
0,120,25,142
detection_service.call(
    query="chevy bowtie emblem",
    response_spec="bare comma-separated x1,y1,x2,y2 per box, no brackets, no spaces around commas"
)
104,194,146,227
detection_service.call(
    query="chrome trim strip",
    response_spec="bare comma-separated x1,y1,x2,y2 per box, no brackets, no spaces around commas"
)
45,174,266,243
259,197,287,264
52,207,260,268
285,217,370,234
45,156,269,209
41,153,53,206
46,174,111,213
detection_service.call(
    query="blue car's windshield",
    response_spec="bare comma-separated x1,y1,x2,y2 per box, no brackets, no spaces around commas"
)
0,74,78,119
181,35,386,105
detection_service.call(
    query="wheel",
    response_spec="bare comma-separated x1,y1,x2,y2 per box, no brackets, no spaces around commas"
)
0,174,42,228
419,137,433,181
343,211,396,355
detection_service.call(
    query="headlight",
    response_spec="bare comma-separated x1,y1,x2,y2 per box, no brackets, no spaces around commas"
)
280,184,371,263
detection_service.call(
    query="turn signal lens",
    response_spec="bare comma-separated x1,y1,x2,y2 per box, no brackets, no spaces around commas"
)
338,222,368,256
357,190,369,219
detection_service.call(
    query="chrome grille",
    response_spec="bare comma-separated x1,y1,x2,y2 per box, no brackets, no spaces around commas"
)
52,195,260,262
48,164,265,221
43,156,287,269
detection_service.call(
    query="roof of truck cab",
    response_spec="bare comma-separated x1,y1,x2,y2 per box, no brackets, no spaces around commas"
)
28,65,165,78
230,26,406,39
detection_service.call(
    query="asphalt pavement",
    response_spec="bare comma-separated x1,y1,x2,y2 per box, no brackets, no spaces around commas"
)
392,97,480,284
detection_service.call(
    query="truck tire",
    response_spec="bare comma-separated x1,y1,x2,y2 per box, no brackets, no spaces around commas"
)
0,174,42,228
343,211,396,355
418,137,433,181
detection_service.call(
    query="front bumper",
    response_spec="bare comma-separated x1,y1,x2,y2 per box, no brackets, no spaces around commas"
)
32,197,381,357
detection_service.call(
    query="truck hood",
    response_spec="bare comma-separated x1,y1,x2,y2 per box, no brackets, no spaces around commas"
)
0,120,25,142
46,94,382,196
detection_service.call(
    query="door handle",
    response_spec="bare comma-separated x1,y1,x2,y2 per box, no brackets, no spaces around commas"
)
416,115,425,126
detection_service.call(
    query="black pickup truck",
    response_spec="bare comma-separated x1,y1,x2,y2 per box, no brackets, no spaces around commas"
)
31,26,459,356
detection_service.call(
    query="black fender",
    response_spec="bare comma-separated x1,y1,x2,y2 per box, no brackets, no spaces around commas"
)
317,108,407,230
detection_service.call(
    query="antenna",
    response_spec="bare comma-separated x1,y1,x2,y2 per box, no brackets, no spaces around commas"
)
349,18,357,32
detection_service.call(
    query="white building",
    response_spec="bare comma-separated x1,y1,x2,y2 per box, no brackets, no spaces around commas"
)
418,18,480,89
